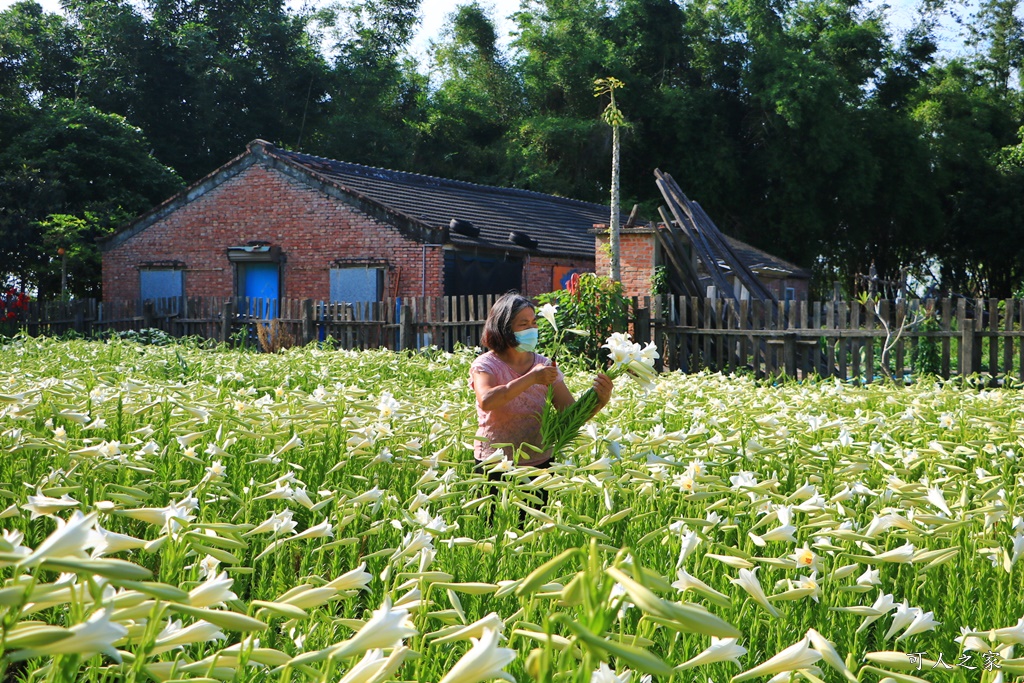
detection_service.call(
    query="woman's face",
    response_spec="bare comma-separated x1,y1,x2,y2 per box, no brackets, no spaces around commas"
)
510,306,537,333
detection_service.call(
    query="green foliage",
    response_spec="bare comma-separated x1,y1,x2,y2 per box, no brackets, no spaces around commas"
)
912,315,942,377
650,265,669,295
535,274,629,367
0,99,182,297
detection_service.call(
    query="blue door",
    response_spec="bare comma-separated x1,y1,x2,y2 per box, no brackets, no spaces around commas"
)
244,263,279,318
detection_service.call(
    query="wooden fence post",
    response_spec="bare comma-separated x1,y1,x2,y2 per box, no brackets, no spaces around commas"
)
961,324,974,376
783,331,797,378
221,300,234,345
74,300,86,335
399,302,415,351
142,300,155,330
634,305,651,346
302,299,314,345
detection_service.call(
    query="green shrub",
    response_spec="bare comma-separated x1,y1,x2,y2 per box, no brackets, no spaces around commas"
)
535,273,629,368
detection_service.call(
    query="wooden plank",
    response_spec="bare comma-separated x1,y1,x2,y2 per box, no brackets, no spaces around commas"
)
655,176,736,298
715,298,725,370
741,299,752,373
989,298,999,375
895,300,906,380
955,298,966,374
1019,301,1024,382
760,300,773,377
848,301,860,381
689,297,700,371
838,301,848,380
1003,299,1014,379
864,300,875,384
941,298,952,378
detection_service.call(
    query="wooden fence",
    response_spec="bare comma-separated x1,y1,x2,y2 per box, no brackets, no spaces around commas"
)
17,295,1024,383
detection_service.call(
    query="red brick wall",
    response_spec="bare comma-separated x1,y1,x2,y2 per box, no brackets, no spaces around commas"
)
523,255,595,297
766,277,809,301
102,163,443,302
594,228,657,298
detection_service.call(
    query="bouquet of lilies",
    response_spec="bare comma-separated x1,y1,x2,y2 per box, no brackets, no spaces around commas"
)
538,304,659,455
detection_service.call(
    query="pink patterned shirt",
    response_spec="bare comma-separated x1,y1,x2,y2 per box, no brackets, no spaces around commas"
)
470,351,564,467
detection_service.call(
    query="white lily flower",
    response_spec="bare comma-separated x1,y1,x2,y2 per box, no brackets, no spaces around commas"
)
806,629,855,681
896,610,939,641
857,591,897,632
433,613,505,644
245,509,297,537
10,607,127,662
189,571,238,608
21,510,97,567
956,626,991,652
732,636,822,682
992,617,1024,646
856,568,881,587
340,647,414,683
326,562,373,592
439,627,517,683
792,544,818,570
677,637,747,670
330,598,419,658
23,491,80,519
926,486,953,517
731,567,781,617
538,303,558,330
291,518,334,540
872,542,916,563
589,662,631,683
88,525,148,558
883,601,920,640
152,618,226,655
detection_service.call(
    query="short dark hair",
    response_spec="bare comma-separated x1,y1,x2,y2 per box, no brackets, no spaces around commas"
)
481,292,533,352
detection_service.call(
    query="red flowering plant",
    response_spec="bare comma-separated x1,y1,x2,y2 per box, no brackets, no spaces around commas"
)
0,288,30,332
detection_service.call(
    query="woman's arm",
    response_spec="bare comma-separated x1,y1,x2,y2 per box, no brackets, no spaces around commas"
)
473,364,558,412
551,373,613,418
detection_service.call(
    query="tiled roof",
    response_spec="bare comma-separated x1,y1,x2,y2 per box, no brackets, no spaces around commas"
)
718,235,810,279
269,145,613,258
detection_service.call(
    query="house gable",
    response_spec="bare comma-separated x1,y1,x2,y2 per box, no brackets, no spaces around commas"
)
100,140,445,252
101,158,444,302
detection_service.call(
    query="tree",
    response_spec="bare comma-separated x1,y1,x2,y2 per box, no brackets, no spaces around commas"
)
414,3,523,183
507,0,621,198
0,99,182,297
0,1,79,108
60,0,330,182
967,0,1024,94
312,0,425,169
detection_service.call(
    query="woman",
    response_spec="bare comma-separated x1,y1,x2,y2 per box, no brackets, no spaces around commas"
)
470,292,613,469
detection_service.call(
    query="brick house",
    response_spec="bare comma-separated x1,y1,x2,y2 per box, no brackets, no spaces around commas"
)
100,138,809,306
100,139,602,306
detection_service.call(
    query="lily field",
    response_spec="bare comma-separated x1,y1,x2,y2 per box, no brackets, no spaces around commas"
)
1,336,1023,683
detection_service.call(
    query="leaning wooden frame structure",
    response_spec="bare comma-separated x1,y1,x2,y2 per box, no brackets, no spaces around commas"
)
654,169,780,366
654,169,779,306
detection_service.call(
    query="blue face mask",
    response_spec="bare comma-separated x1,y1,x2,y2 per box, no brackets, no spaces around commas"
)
514,327,539,353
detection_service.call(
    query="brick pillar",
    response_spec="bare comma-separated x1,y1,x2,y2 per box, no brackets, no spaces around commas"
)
591,224,658,298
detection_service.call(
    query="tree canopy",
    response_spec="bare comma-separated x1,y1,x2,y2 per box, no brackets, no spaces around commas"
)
1,0,1022,297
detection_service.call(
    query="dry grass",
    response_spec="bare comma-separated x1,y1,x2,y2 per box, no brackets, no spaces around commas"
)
255,318,297,353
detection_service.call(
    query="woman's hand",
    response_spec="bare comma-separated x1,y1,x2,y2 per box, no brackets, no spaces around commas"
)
528,363,559,387
593,373,613,408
